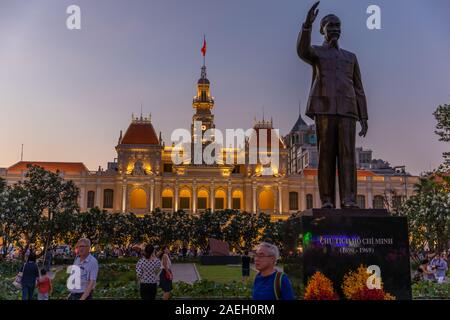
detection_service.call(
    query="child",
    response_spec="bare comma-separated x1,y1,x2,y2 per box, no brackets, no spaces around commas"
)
36,268,52,300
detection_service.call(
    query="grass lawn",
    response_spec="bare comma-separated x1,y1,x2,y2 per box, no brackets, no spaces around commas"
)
195,264,257,284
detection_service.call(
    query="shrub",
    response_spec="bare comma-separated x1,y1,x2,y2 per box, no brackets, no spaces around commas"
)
304,271,339,300
341,265,395,300
412,281,450,299
0,275,19,300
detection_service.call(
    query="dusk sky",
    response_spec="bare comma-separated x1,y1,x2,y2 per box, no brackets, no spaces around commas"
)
0,0,448,175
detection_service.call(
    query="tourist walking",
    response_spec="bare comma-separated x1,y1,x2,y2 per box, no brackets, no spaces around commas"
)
68,238,99,300
159,246,173,300
252,242,295,300
20,251,39,300
241,251,251,283
136,244,161,300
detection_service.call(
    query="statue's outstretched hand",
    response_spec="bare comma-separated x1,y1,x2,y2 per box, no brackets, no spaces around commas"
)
305,1,320,27
359,120,368,137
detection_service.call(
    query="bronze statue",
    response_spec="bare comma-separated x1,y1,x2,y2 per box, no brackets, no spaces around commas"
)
297,1,368,209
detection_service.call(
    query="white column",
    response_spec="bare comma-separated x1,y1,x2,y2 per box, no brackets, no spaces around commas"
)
174,182,179,212
278,183,283,214
150,181,154,212
96,182,101,207
122,184,127,213
192,180,197,214
210,181,215,211
300,178,305,211
227,180,232,209
386,177,393,207
252,185,257,214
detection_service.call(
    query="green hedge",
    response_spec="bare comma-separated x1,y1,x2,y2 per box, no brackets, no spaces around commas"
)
412,281,450,299
0,260,22,278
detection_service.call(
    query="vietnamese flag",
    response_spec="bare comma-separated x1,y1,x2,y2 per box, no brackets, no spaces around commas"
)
201,35,207,57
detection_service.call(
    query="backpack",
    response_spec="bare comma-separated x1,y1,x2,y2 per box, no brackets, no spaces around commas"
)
273,271,284,300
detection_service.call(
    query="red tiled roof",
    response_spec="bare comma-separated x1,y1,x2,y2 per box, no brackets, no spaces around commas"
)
121,122,159,145
7,161,89,174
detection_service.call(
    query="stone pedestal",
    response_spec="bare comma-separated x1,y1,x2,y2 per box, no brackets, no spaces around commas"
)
296,209,412,299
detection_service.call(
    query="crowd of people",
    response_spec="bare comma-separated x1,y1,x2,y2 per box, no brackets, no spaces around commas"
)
415,251,449,284
15,238,448,301
14,238,297,300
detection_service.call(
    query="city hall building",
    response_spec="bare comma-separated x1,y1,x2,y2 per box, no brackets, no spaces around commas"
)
0,64,419,220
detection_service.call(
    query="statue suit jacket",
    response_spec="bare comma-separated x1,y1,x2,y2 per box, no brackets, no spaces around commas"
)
297,24,368,121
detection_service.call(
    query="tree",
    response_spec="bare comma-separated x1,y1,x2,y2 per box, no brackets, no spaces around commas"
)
71,208,109,247
395,105,450,252
0,179,33,258
108,212,141,249
260,217,285,253
397,176,449,251
433,104,450,171
223,211,277,252
191,209,233,251
1,165,79,259
27,165,79,256
224,211,259,252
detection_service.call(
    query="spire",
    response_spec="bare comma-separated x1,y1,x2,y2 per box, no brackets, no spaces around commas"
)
198,35,210,85
200,65,207,80
193,37,214,108
290,99,307,133
118,130,123,144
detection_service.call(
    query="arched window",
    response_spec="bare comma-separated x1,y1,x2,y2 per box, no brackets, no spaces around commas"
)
232,190,243,210
197,189,209,210
357,195,366,209
162,188,174,209
289,192,299,210
87,191,95,209
103,189,114,209
373,195,384,209
306,193,313,209
179,188,191,210
130,188,147,209
214,189,226,210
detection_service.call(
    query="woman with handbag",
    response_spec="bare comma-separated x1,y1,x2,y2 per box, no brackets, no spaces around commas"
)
20,251,40,300
159,246,173,300
136,244,161,300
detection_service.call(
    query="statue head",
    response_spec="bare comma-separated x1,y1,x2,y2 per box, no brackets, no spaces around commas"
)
320,14,341,43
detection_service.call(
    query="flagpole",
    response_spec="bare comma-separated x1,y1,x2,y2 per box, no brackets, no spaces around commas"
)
203,34,206,67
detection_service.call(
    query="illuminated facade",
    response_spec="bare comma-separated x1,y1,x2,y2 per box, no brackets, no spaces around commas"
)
0,64,419,220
